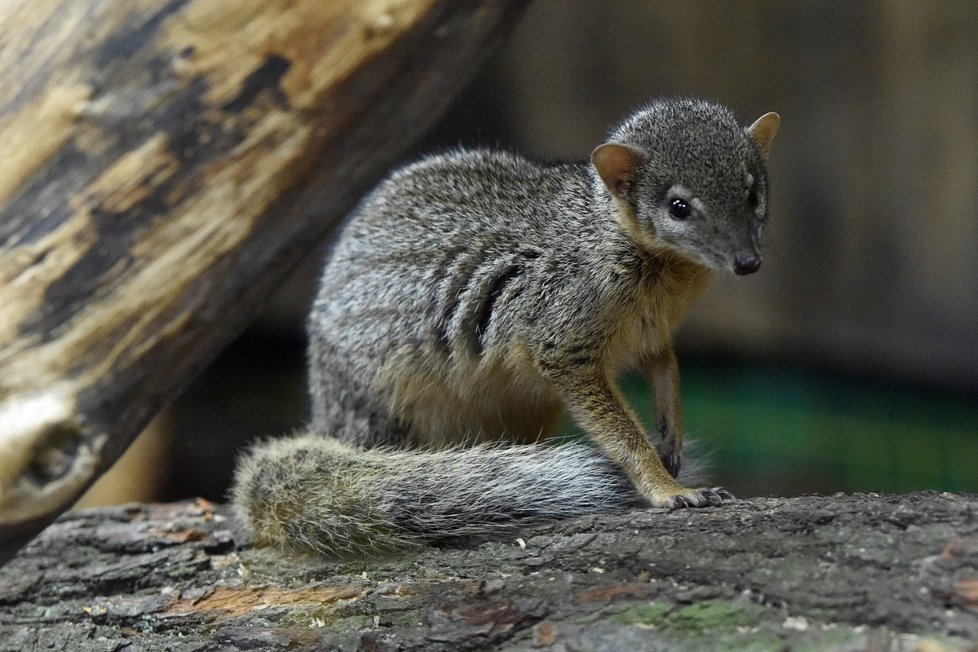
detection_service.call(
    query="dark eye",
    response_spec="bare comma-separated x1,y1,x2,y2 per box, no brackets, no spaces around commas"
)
669,198,692,220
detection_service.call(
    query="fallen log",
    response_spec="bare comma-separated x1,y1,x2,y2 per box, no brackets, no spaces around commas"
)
0,0,529,564
0,494,975,649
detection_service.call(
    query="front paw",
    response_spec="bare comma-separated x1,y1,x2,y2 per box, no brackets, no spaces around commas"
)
664,487,735,509
655,441,681,478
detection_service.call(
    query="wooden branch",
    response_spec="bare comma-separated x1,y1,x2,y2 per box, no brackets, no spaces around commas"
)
0,0,528,563
1,494,976,648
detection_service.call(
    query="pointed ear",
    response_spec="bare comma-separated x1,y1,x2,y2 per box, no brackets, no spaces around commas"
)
747,112,780,159
591,142,646,198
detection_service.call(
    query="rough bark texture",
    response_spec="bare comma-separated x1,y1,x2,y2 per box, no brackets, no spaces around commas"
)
1,493,976,650
0,0,528,563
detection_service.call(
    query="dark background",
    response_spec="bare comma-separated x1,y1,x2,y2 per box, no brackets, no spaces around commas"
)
78,0,978,507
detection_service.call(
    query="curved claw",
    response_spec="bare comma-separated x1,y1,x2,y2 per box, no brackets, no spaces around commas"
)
703,489,723,507
665,487,736,510
662,454,682,478
668,495,691,509
714,487,736,502
655,442,682,478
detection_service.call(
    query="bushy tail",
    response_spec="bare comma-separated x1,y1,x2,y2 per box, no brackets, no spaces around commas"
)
233,434,675,557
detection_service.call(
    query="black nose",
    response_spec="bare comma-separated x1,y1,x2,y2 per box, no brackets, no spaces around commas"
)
733,254,761,275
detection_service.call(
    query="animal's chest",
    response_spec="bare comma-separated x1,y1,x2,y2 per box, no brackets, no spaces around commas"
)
604,265,711,372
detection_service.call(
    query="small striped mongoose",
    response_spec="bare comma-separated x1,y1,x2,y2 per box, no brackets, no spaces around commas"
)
233,98,780,556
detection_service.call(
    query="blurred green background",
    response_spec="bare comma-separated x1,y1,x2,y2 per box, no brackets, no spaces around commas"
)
628,363,978,496
79,0,977,507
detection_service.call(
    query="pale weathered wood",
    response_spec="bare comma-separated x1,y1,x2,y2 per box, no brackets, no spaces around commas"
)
0,494,976,649
0,0,529,563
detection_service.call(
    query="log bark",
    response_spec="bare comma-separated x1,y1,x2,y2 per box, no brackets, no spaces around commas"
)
0,0,528,563
1,494,976,650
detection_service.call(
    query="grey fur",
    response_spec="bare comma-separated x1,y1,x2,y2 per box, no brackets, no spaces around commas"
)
234,437,630,556
233,98,777,556
612,99,770,270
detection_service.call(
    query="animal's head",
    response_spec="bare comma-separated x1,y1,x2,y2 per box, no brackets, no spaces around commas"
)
593,99,779,275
